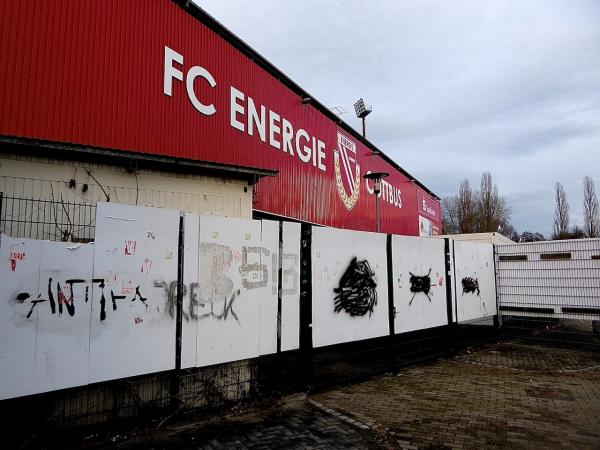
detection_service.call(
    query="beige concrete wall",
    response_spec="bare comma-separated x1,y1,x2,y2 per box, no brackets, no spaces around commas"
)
0,152,253,240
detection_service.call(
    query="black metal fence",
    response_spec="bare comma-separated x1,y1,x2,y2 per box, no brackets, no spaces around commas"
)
496,239,600,352
0,193,96,242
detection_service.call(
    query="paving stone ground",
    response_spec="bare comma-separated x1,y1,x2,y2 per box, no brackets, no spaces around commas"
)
33,394,381,450
30,342,600,449
313,342,600,449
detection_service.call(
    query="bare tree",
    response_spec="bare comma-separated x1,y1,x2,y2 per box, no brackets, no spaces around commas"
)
477,172,511,232
457,179,477,233
583,176,599,238
552,182,570,240
520,231,545,242
442,195,459,234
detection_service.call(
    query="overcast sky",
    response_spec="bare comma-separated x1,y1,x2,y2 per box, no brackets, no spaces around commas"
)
197,0,600,237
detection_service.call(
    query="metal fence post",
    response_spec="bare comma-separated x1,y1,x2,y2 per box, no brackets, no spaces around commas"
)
386,234,396,372
492,244,502,339
444,238,454,326
299,223,313,392
0,192,3,234
170,213,185,410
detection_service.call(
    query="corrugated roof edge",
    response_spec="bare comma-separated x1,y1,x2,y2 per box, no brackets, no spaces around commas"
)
175,0,440,201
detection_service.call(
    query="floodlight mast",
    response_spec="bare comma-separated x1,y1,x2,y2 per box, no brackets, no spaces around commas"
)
354,98,372,138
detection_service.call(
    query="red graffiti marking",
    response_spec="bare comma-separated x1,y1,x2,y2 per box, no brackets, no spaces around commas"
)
57,284,72,305
121,280,134,295
9,251,26,272
124,240,137,256
233,249,242,263
140,258,152,273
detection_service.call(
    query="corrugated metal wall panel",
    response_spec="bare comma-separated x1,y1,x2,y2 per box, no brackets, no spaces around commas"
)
0,0,439,236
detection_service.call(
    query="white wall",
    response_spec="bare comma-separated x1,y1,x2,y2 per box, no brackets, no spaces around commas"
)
392,236,448,333
0,152,252,241
311,227,389,347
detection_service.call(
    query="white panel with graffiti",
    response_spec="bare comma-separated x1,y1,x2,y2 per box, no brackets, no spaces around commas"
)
89,203,180,384
453,240,497,323
281,222,301,351
0,236,41,400
196,216,261,366
312,227,389,348
259,220,279,356
35,241,94,394
393,236,448,334
181,213,200,369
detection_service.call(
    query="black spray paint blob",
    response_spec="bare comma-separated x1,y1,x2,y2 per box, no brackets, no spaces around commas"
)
409,269,432,305
333,257,377,317
461,277,480,296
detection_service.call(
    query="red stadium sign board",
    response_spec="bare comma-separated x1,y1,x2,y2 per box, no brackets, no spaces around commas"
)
0,0,441,235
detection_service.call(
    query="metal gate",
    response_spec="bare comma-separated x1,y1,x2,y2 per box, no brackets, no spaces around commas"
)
496,239,600,351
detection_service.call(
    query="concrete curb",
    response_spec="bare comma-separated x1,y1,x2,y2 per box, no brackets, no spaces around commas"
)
307,398,372,431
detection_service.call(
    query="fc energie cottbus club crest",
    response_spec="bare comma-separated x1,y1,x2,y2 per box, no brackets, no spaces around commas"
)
334,131,361,210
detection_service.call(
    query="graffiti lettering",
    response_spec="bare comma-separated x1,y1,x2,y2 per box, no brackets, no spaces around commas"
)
15,277,149,321
198,289,240,324
240,246,268,290
282,253,299,296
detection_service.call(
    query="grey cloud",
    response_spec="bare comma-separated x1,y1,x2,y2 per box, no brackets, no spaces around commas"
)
196,0,600,237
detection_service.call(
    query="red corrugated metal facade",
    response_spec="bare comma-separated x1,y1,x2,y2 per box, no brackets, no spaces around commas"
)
0,0,441,235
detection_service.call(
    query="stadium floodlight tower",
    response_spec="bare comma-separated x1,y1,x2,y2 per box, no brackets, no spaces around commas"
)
363,171,389,232
354,98,372,138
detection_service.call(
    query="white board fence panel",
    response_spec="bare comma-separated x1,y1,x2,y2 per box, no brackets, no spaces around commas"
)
196,215,263,367
0,235,41,400
453,240,497,323
259,220,279,356
35,241,94,395
281,222,301,352
89,203,180,384
312,227,389,347
392,236,448,334
181,213,200,369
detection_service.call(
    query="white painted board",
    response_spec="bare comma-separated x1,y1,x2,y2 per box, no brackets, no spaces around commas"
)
0,235,41,400
196,215,262,367
312,227,389,348
448,239,457,323
259,220,279,356
181,213,200,369
34,241,94,394
392,236,448,334
281,222,301,352
89,203,180,384
453,240,497,323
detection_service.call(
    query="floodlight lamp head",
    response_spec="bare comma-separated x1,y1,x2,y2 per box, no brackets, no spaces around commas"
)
354,98,372,118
